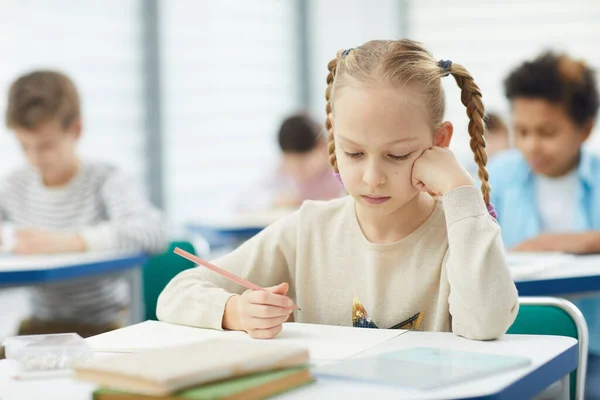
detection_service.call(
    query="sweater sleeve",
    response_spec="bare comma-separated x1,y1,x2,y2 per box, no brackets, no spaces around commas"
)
442,186,519,340
156,211,299,330
80,170,166,254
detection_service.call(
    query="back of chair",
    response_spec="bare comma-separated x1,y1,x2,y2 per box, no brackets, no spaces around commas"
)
508,297,588,400
143,241,197,321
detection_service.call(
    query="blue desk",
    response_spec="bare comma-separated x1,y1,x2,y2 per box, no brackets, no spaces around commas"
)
0,252,147,285
511,254,600,297
187,209,294,250
284,331,577,400
0,252,149,324
186,223,263,249
517,275,600,296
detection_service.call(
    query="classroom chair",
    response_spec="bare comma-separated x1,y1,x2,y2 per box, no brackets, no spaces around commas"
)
508,296,588,400
143,241,198,321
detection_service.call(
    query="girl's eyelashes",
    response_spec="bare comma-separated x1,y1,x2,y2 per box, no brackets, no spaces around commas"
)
343,151,415,160
388,151,414,161
343,151,364,159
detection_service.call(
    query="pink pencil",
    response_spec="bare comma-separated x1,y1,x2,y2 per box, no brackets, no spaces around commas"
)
173,247,300,310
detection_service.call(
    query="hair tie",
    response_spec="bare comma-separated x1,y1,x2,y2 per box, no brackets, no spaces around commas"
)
334,172,344,186
487,203,498,220
341,48,354,57
438,59,452,77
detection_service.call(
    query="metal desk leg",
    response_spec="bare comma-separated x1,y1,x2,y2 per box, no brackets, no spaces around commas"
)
533,375,569,400
124,265,144,325
559,375,570,400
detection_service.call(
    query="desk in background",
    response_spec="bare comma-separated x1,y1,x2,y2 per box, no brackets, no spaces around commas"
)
0,252,148,324
508,253,600,297
187,208,294,250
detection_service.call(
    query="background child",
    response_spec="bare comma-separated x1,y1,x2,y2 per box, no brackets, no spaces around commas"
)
485,112,511,158
488,51,600,398
242,113,344,211
489,53,600,252
0,71,165,346
157,39,518,342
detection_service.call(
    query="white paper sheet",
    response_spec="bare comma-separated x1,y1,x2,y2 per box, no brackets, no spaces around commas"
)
86,321,246,352
86,321,405,361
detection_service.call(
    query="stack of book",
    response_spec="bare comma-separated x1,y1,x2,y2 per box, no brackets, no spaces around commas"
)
75,338,313,400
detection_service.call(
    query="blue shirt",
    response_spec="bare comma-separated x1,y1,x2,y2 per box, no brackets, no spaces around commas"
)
488,149,600,352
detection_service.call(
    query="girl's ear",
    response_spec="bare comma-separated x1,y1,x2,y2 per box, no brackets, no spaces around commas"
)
434,121,454,148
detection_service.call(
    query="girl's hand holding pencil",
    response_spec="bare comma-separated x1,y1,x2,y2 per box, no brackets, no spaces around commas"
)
224,283,295,339
174,247,297,339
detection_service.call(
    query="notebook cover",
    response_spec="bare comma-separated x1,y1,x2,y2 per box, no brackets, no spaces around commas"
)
314,346,531,390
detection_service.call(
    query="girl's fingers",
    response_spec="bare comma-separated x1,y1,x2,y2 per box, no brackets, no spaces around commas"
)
246,315,290,329
246,303,293,318
248,324,284,339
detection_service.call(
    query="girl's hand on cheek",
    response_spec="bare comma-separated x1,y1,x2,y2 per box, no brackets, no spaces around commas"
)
411,147,475,196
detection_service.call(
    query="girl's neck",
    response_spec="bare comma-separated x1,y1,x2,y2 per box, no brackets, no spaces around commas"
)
355,191,436,244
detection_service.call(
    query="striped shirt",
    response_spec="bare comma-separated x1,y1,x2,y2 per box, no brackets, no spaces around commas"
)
0,162,165,325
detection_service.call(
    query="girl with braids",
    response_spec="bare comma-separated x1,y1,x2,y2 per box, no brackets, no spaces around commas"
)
157,39,518,341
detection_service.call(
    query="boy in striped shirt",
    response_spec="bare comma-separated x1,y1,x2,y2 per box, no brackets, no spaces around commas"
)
0,70,165,350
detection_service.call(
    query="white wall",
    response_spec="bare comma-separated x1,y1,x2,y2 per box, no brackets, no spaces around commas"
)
160,0,302,223
305,0,404,120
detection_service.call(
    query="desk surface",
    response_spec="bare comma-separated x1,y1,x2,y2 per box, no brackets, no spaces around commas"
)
0,325,577,400
280,331,577,400
510,253,600,296
0,251,148,286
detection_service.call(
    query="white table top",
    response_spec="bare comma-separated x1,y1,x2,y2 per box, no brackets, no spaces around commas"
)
0,251,146,273
0,251,148,289
508,252,600,296
0,325,576,400
85,321,405,362
508,252,600,281
279,331,576,400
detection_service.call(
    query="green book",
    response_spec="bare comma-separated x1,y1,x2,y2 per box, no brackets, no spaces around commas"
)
93,367,314,400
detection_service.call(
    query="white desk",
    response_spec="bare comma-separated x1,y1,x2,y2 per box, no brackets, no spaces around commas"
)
0,252,148,324
281,331,576,400
0,323,577,400
509,253,600,297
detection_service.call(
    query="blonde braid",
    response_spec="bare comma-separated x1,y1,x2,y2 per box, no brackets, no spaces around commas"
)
325,54,341,173
447,64,491,205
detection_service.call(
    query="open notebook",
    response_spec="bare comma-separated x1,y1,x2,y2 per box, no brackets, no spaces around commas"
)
86,321,405,362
